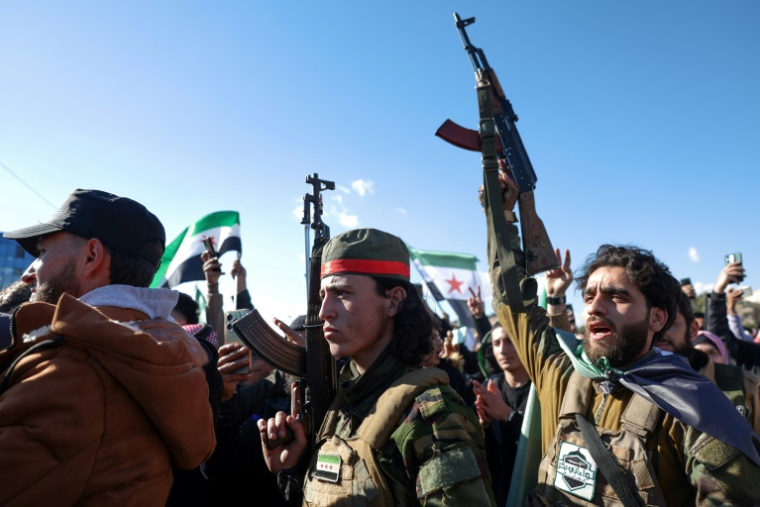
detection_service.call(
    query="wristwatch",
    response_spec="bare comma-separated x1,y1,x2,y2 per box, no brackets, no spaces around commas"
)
546,295,566,305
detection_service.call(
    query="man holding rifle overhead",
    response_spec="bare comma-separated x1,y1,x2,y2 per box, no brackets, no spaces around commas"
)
258,228,495,506
488,171,760,506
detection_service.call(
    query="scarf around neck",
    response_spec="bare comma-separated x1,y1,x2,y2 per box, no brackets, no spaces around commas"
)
554,329,760,467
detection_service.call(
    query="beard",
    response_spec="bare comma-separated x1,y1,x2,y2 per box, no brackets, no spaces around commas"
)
31,259,81,304
656,325,691,356
584,314,650,367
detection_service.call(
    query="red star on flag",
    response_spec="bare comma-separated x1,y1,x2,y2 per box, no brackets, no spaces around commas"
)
445,274,464,294
200,235,217,247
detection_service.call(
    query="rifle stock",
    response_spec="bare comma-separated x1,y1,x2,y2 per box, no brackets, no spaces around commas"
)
518,191,558,275
233,310,307,377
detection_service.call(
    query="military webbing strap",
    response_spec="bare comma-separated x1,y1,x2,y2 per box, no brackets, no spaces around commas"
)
714,363,746,408
559,371,654,507
620,391,662,440
560,371,662,439
558,369,593,417
357,367,450,449
478,82,524,312
575,413,647,507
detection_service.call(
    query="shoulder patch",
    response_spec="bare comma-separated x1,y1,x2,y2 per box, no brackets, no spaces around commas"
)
415,446,482,498
693,435,741,471
416,386,445,420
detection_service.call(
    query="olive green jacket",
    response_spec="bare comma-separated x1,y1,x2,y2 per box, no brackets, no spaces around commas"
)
325,346,496,506
491,222,760,506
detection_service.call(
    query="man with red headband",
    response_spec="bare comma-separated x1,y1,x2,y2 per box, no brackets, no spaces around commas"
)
259,228,495,506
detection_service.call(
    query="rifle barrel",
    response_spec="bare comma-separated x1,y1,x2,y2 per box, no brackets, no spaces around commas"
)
453,13,484,73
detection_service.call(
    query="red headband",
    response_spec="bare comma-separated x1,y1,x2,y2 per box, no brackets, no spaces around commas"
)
321,259,410,279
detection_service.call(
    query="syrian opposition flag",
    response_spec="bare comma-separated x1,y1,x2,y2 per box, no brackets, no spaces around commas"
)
150,211,241,288
408,246,482,339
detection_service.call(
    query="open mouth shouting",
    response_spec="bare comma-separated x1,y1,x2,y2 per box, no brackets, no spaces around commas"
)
587,318,616,341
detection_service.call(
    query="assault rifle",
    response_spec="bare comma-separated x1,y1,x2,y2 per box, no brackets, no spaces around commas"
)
437,13,558,275
233,173,337,448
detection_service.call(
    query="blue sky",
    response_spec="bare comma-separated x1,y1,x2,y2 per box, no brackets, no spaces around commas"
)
1,1,759,323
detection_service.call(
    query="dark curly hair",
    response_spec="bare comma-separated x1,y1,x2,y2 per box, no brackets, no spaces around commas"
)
372,275,433,366
575,244,681,344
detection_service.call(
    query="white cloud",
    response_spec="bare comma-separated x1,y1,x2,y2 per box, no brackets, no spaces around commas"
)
694,281,714,294
330,195,344,204
351,179,375,197
298,253,306,263
337,185,351,194
292,205,303,220
688,247,700,263
338,212,359,228
322,201,359,228
394,208,407,215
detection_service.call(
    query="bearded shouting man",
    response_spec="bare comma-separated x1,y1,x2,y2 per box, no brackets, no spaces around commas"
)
489,174,760,506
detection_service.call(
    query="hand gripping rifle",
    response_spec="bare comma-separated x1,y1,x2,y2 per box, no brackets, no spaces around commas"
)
437,13,558,276
233,174,337,448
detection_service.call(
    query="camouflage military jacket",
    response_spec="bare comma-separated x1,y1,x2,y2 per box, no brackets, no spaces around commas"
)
491,223,760,506
322,347,496,506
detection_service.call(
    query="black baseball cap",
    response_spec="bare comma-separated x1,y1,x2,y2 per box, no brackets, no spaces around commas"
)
4,189,166,268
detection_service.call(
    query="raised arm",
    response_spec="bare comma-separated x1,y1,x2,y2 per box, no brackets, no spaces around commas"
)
202,250,226,345
485,174,568,392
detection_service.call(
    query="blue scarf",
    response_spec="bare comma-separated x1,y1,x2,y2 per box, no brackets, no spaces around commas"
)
555,330,760,467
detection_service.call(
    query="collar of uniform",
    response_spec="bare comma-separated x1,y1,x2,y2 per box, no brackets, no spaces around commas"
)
339,343,407,408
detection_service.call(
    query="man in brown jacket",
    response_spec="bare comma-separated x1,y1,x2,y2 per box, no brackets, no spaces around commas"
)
0,189,215,506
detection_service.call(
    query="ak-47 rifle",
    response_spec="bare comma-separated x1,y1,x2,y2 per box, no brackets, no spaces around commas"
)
233,173,337,448
437,13,559,276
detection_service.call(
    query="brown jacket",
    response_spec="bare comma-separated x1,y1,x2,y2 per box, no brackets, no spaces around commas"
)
0,294,216,506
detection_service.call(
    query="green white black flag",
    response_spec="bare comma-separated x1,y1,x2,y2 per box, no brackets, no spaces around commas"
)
408,246,481,338
150,211,241,288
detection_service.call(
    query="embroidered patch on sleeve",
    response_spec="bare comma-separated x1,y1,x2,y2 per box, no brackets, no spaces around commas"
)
416,386,445,420
554,441,598,501
416,446,481,498
314,453,342,483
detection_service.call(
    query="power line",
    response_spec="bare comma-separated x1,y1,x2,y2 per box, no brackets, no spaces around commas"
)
0,159,58,210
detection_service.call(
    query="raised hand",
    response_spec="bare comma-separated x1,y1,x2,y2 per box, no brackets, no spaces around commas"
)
273,317,306,347
201,250,223,286
468,285,485,318
545,248,573,297
715,262,745,294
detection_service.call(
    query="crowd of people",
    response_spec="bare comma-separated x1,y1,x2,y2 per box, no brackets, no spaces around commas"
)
1,185,760,506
